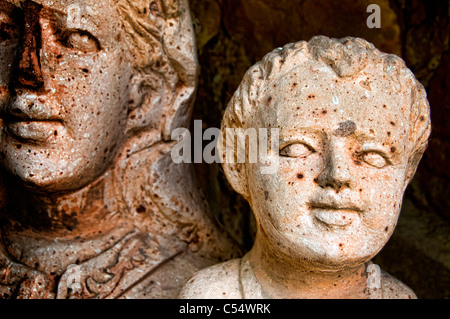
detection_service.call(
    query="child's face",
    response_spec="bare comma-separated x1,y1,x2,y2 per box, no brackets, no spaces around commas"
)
247,63,413,269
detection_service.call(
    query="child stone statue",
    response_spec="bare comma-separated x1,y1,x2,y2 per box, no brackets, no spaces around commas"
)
179,36,431,299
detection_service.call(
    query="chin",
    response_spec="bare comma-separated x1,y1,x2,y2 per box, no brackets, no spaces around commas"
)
9,165,103,194
284,238,377,271
16,174,78,194
299,253,373,272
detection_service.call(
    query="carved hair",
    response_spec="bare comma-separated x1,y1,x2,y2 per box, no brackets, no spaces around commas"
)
221,36,431,195
116,0,198,140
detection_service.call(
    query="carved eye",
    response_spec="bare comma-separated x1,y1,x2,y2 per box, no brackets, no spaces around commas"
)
280,142,314,158
359,151,389,168
61,30,101,53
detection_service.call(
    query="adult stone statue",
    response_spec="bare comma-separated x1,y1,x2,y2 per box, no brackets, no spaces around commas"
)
179,36,431,299
0,0,239,299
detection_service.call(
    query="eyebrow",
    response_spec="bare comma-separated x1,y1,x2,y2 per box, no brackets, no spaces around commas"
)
278,127,325,146
280,127,397,148
0,0,67,20
279,127,325,138
35,3,103,38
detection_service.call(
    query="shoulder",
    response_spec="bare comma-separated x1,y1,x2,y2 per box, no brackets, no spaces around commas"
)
178,258,242,299
381,270,417,299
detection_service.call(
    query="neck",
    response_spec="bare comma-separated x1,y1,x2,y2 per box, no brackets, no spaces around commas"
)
1,169,130,239
248,229,370,299
0,131,162,239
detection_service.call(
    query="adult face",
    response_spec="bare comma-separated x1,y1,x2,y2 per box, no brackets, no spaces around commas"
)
0,0,131,192
247,61,412,270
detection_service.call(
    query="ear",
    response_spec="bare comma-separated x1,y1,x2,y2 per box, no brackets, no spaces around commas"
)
222,162,250,200
125,72,168,134
217,131,250,199
127,73,144,113
403,105,431,190
125,73,148,131
403,147,426,191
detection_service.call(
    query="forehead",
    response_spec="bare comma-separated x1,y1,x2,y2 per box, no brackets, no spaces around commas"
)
259,61,412,140
2,0,123,51
2,0,120,35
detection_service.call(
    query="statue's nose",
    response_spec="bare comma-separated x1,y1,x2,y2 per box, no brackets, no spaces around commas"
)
15,0,44,91
316,138,355,193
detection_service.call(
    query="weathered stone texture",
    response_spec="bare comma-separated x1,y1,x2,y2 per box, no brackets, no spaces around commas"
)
190,0,449,298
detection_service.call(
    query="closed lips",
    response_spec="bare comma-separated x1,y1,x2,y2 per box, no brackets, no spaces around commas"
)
6,120,63,142
309,203,361,227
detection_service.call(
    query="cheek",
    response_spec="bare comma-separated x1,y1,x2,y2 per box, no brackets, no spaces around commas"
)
58,60,127,132
358,170,406,231
249,159,322,213
279,158,321,194
52,51,124,101
247,163,312,229
247,165,285,227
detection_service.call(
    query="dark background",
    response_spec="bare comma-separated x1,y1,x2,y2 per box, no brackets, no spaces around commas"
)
189,0,450,298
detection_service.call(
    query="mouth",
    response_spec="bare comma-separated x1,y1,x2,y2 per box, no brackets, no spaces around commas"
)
309,203,362,228
3,115,63,143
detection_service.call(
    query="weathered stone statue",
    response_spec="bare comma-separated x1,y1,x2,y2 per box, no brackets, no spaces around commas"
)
0,0,239,299
179,36,431,299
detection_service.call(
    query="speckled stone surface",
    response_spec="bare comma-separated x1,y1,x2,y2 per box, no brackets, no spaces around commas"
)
180,36,430,299
0,0,240,299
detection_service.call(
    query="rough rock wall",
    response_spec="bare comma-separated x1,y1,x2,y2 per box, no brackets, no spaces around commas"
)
189,0,449,298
